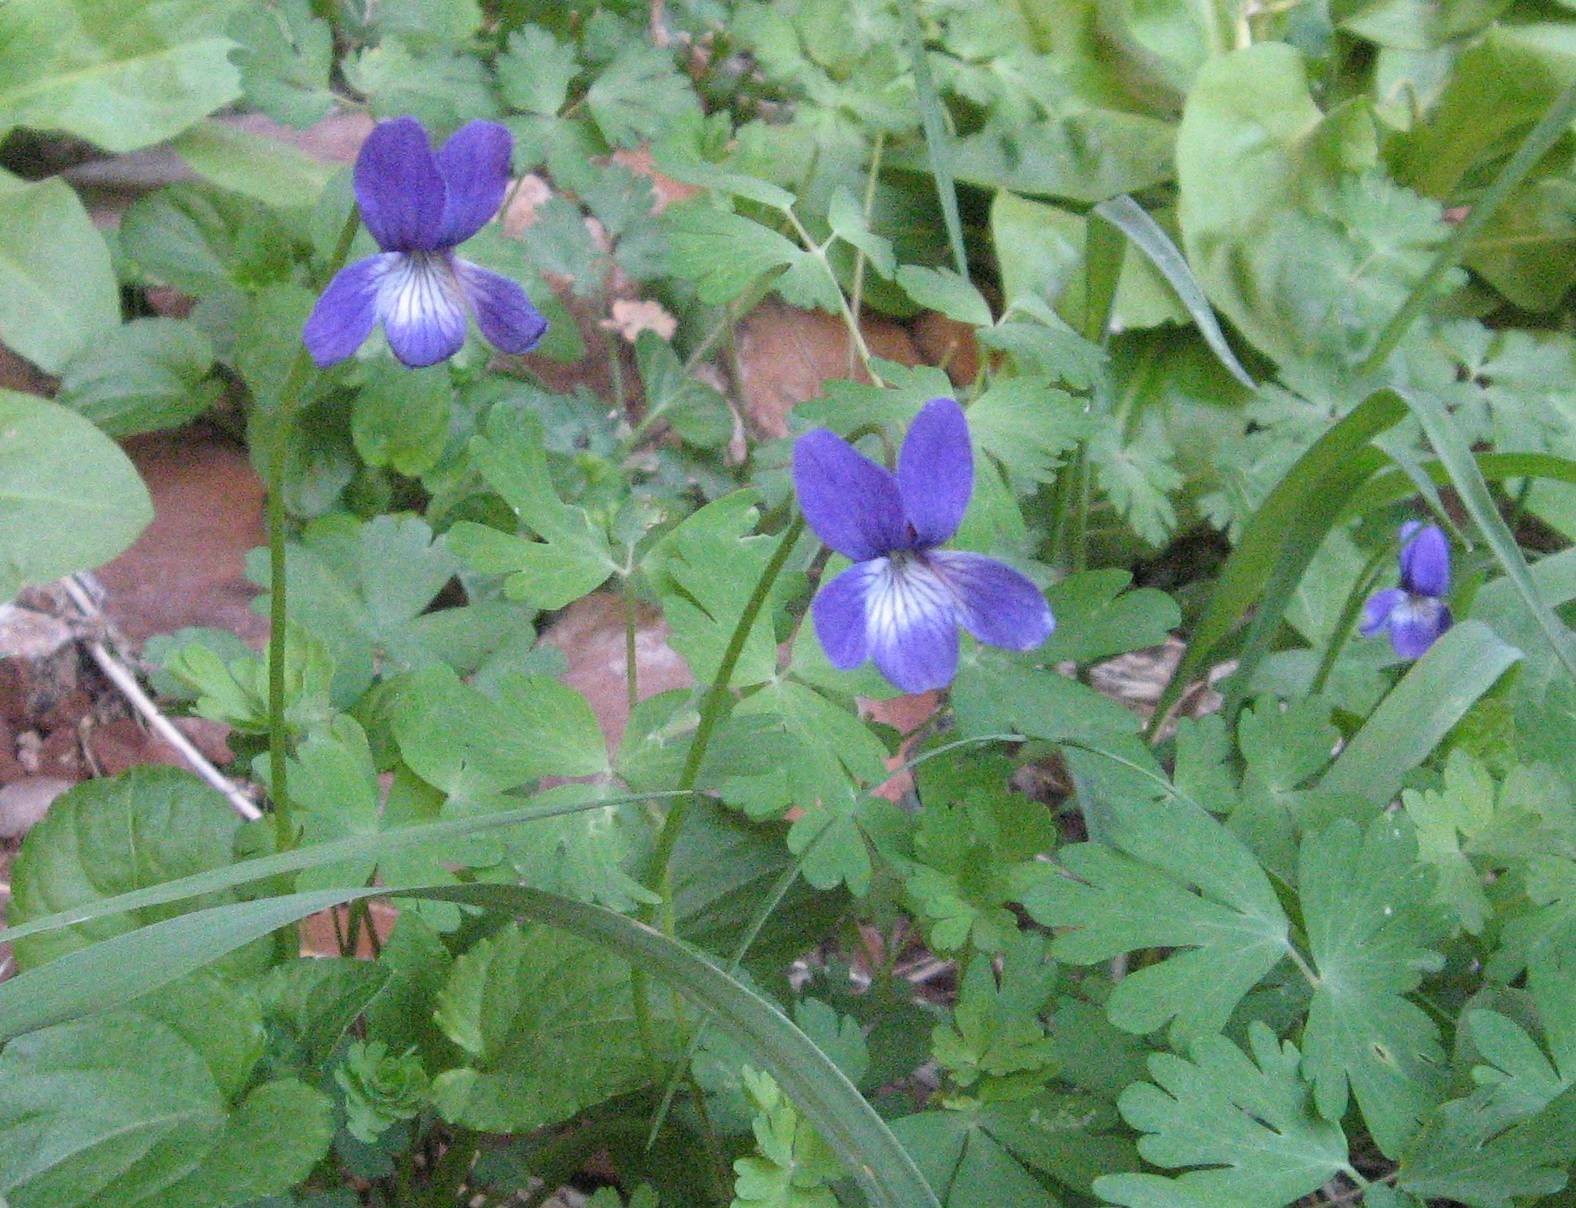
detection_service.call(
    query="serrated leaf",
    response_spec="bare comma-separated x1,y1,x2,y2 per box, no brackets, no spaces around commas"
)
635,329,733,448
1022,791,1290,1042
896,265,992,326
666,203,802,303
1038,570,1180,666
586,41,699,146
1088,413,1183,546
447,404,615,608
259,956,389,1069
7,767,268,974
431,923,660,1132
1299,817,1447,1156
498,26,579,115
1097,1023,1347,1207
350,360,452,475
827,186,894,277
966,378,1090,485
226,0,335,127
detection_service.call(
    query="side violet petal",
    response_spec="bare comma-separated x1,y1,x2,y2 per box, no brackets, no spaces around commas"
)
898,397,974,546
454,260,547,354
812,560,881,670
354,116,447,252
1399,523,1451,598
379,253,469,368
1360,588,1405,636
928,551,1053,651
865,559,960,693
303,253,400,367
433,120,514,247
792,428,908,562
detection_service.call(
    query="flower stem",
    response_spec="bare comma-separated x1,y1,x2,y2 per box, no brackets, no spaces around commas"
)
266,206,360,851
642,514,807,923
1310,546,1391,697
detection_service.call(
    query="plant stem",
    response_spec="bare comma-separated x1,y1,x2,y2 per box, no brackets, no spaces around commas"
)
846,131,887,378
266,206,360,849
641,515,806,927
1358,80,1576,376
1310,546,1391,697
623,571,641,716
784,211,882,385
896,0,967,278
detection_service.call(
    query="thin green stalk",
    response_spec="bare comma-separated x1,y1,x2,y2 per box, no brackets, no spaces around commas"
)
896,0,967,278
623,572,640,715
266,206,360,848
847,131,887,378
642,515,807,925
1310,546,1391,697
784,211,883,385
1358,80,1576,376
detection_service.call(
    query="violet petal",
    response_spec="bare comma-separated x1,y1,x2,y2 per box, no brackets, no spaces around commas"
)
434,120,514,247
792,428,909,561
1360,587,1405,636
455,259,548,354
1399,523,1451,598
864,558,959,693
812,560,881,670
302,252,399,367
928,551,1053,651
354,116,447,252
898,397,973,546
380,253,469,367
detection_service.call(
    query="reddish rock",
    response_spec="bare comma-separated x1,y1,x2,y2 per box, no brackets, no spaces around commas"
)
174,717,235,767
734,301,922,439
96,430,268,646
539,592,694,748
912,312,980,386
36,728,85,781
0,776,74,840
86,716,187,777
0,719,23,784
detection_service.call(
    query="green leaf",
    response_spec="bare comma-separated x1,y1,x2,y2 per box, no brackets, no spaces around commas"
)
342,41,496,131
1022,791,1290,1042
171,118,334,209
936,111,1176,203
645,492,798,688
0,881,942,1208
1176,43,1377,365
827,186,895,277
953,645,1141,746
498,26,579,115
0,173,119,372
1091,195,1256,389
350,360,452,475
250,513,530,704
1299,818,1447,1156
0,1009,333,1208
932,938,1059,1090
260,956,389,1069
226,0,335,128
666,203,802,304
1096,1023,1348,1207
1039,570,1180,666
6,767,270,975
730,1067,845,1208
447,404,616,608
0,0,240,152
430,921,661,1131
1322,618,1522,798
635,329,734,448
896,265,991,326
586,41,699,147
0,391,152,600
336,1040,430,1144
56,316,220,437
966,378,1090,486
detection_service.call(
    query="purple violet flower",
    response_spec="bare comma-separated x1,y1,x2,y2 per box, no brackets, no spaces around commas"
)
303,116,547,369
1360,521,1453,659
793,397,1054,694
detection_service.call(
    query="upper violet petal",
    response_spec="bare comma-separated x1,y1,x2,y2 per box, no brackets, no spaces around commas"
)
379,253,469,367
792,428,908,561
864,559,959,693
898,397,973,546
1399,523,1451,598
928,551,1053,651
1360,587,1405,636
302,252,400,366
455,259,548,354
434,120,513,247
812,560,881,670
354,116,446,252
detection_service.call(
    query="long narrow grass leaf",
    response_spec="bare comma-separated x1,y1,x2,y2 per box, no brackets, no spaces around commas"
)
1092,194,1256,388
897,0,968,278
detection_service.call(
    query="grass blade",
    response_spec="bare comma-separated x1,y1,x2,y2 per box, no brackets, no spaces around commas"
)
897,0,968,278
1397,386,1576,683
0,882,941,1208
1092,194,1256,389
1320,620,1522,804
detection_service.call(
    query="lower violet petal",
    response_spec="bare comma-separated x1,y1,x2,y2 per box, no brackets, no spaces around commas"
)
303,253,399,367
865,557,960,693
379,252,469,367
1388,598,1451,659
1359,588,1405,636
812,561,880,670
928,550,1053,651
455,259,548,354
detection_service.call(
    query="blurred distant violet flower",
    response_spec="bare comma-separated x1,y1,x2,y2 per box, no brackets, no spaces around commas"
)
303,115,547,369
793,397,1054,694
1360,521,1453,658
